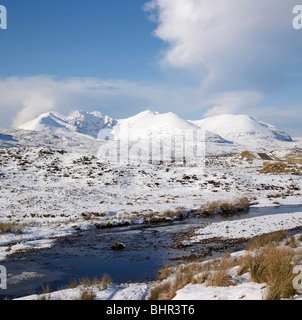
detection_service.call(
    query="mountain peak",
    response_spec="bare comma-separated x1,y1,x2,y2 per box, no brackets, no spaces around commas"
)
191,114,292,143
117,110,197,132
19,111,68,131
19,110,115,138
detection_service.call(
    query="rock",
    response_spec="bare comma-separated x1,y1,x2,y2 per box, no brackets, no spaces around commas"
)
110,241,125,250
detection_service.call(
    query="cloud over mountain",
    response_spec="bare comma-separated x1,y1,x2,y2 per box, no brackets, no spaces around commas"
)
145,0,299,92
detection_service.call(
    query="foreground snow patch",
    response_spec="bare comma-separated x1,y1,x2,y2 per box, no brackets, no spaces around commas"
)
183,212,302,245
173,282,266,300
15,283,150,301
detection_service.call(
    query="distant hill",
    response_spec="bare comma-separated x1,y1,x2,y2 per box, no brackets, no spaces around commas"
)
10,110,294,156
19,110,115,138
190,114,292,144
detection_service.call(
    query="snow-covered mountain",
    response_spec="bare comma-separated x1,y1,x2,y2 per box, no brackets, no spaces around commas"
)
16,110,294,154
106,110,226,143
19,109,227,144
190,114,293,144
116,110,197,132
19,110,115,138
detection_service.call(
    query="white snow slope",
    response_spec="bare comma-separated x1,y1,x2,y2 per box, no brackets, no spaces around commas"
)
19,110,116,138
18,110,294,151
191,114,293,144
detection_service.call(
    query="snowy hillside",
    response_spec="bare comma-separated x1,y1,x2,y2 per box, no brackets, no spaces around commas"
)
190,114,293,144
0,128,105,154
108,110,226,143
116,110,198,132
19,110,115,138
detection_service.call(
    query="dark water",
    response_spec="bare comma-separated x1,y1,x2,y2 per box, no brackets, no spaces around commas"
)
1,205,302,299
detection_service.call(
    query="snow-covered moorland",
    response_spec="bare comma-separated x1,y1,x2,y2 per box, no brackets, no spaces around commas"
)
0,139,301,262
1,110,302,300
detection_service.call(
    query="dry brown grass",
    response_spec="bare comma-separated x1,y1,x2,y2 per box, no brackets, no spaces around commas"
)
243,251,267,284
205,253,238,288
200,197,250,216
79,289,96,300
149,232,302,301
41,284,51,294
238,151,256,160
148,281,173,300
161,208,186,220
207,270,237,287
157,265,174,281
0,222,27,234
99,274,112,289
216,253,238,270
285,154,302,165
149,262,202,300
264,247,297,300
285,236,298,248
149,256,239,300
238,245,300,300
153,198,250,221
242,232,301,299
81,274,112,289
237,253,253,276
192,271,210,285
62,274,112,291
168,270,194,299
259,161,300,175
246,231,287,251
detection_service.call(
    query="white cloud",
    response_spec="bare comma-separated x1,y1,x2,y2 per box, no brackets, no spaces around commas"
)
13,93,55,128
144,0,302,118
143,0,302,136
145,0,298,91
0,76,202,128
203,91,265,117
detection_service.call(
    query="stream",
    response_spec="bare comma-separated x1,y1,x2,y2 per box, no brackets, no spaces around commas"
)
1,205,302,299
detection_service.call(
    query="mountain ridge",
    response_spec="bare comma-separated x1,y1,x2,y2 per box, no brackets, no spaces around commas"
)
19,110,116,139
17,110,293,146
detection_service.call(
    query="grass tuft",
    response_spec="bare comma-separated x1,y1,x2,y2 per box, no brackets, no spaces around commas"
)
0,222,27,234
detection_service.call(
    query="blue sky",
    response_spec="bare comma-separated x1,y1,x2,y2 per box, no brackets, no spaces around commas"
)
0,0,302,136
0,0,163,79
